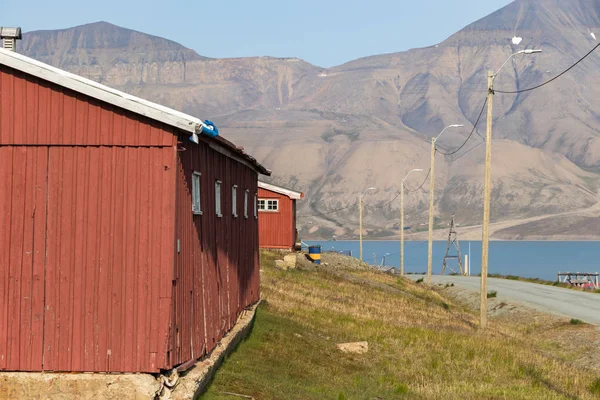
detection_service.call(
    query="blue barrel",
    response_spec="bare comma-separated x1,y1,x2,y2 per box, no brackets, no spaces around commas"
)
308,245,321,265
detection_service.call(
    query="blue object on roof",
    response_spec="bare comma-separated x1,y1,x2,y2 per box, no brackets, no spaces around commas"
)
201,120,219,137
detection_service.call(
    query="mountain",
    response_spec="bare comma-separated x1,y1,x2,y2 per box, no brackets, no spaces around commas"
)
18,2,600,239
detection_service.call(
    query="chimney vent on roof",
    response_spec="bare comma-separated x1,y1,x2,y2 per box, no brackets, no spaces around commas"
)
0,27,22,52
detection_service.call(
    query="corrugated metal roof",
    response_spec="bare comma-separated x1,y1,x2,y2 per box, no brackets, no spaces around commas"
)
0,48,271,176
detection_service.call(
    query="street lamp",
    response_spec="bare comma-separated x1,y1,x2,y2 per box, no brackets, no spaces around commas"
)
427,124,463,285
359,187,376,261
400,168,423,276
493,49,542,79
479,48,542,330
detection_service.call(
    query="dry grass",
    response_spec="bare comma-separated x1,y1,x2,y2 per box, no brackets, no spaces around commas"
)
202,251,600,400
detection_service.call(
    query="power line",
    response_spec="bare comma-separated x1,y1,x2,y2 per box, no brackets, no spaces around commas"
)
436,97,488,156
297,43,600,225
406,167,431,193
298,98,486,216
368,165,433,206
368,192,400,209
495,42,600,94
299,172,432,217
450,139,485,162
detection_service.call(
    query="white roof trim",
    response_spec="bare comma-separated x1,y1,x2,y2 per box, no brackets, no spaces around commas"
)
0,47,206,134
258,181,303,200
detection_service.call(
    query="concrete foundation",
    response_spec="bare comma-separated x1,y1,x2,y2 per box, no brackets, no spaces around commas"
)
0,372,159,400
0,302,259,400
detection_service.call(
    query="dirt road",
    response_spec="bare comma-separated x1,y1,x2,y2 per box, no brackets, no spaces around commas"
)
409,275,600,325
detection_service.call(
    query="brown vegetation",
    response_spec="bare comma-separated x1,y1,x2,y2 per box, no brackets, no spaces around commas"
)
202,251,600,399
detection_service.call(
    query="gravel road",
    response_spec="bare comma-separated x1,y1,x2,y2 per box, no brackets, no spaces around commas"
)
408,275,600,325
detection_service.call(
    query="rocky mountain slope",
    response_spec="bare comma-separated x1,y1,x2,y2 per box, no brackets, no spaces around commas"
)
18,0,600,239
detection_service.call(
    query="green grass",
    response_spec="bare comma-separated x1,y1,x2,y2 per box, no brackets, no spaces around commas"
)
202,306,417,399
201,251,600,400
487,290,498,298
591,378,600,396
570,319,584,325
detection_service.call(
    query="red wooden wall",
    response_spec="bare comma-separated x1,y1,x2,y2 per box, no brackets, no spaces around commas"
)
0,65,177,372
257,188,296,250
173,134,260,367
0,63,261,373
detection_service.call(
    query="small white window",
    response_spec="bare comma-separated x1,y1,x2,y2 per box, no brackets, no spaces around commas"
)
215,180,222,217
244,190,249,219
254,194,258,219
257,199,266,211
258,199,279,212
192,172,202,215
232,185,238,217
267,200,279,211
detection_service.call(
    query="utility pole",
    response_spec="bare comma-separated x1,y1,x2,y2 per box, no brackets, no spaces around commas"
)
427,124,462,285
427,137,436,285
479,49,541,330
401,183,404,274
359,195,363,261
480,70,494,330
401,169,422,276
359,187,376,262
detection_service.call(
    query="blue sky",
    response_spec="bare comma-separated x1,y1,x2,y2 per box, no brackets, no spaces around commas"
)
4,0,512,67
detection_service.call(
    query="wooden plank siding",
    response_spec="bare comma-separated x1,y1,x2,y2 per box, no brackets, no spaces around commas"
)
0,63,179,373
173,133,260,368
0,65,175,147
257,188,297,250
0,146,176,372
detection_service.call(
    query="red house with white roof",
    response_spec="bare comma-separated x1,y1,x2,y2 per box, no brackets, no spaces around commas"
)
257,182,304,250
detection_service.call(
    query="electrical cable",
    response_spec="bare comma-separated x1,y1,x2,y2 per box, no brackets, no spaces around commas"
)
450,139,485,162
436,97,488,156
294,42,600,222
301,43,600,220
495,42,600,94
405,167,431,193
369,192,401,209
298,97,487,215
300,172,431,217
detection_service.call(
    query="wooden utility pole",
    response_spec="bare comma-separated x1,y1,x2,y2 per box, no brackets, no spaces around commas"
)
427,137,436,285
400,182,405,275
359,187,376,262
480,70,494,330
359,195,363,261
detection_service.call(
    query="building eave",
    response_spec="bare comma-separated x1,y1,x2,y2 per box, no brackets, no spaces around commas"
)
258,181,303,200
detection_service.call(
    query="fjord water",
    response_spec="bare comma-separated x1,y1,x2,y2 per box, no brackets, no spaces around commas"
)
304,241,600,281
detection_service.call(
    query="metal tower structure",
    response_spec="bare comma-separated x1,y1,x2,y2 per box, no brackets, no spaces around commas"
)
442,215,464,275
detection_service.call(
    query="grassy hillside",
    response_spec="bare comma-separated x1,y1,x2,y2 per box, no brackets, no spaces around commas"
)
202,251,600,399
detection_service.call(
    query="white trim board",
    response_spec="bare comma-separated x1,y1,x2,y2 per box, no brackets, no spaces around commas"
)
0,47,205,134
258,181,303,200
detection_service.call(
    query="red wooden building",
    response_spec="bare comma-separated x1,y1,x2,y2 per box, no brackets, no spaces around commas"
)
0,48,270,373
257,181,304,250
